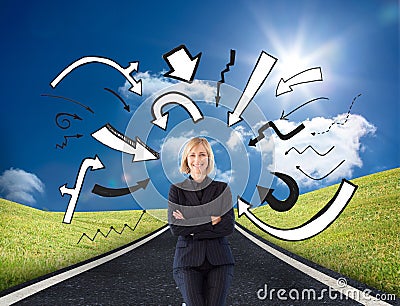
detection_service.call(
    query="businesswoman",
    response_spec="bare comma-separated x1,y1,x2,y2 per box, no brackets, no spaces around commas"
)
168,137,235,306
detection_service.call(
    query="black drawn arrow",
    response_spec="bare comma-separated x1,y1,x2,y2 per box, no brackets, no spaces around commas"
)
56,134,83,149
92,178,150,197
41,94,94,114
280,97,329,120
249,121,305,146
257,172,299,212
216,49,236,107
285,145,335,156
311,94,361,136
104,87,130,112
55,112,83,129
296,160,345,180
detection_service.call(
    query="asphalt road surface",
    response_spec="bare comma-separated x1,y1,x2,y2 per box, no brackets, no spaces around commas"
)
2,224,398,306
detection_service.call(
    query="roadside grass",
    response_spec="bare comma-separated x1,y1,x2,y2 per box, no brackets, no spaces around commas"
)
0,202,165,292
1,169,399,296
236,167,400,296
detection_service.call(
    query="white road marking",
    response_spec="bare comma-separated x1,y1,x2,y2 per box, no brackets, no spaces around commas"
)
0,226,169,305
235,225,392,306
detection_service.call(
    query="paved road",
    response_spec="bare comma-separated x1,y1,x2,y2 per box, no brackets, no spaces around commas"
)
4,225,398,305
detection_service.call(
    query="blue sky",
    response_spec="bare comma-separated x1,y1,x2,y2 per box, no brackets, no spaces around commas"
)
0,0,398,218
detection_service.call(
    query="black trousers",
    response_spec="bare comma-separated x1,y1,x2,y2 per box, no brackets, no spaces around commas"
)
173,258,234,306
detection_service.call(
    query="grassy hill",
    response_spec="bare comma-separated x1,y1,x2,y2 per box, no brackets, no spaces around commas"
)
0,202,165,292
237,167,400,296
1,168,399,296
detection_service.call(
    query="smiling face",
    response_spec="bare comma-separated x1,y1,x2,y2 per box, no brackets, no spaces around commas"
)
187,144,209,176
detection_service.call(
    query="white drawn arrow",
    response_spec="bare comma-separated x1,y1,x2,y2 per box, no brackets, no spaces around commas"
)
163,45,202,83
237,179,357,241
151,91,204,130
60,155,105,224
91,123,159,162
50,56,142,95
228,51,277,127
276,67,322,96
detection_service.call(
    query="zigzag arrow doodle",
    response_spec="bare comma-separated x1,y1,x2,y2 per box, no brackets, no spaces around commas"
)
216,49,236,107
249,121,305,146
56,134,83,149
285,145,335,156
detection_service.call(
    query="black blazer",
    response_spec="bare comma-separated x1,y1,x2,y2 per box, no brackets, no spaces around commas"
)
168,177,235,268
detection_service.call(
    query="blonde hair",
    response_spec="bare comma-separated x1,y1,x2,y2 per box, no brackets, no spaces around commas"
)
180,137,215,175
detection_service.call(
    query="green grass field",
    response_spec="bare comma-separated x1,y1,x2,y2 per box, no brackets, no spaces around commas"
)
237,167,400,296
1,168,399,296
0,203,165,292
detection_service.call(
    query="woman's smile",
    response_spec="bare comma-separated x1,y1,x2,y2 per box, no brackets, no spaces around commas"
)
187,144,209,176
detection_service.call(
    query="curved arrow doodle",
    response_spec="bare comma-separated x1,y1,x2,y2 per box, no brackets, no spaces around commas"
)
60,155,105,224
280,97,329,120
285,145,335,156
216,49,236,107
55,112,83,129
163,45,202,83
237,179,358,241
91,123,159,162
50,56,142,95
92,178,150,197
297,160,345,180
311,94,361,136
151,91,204,130
257,172,299,212
228,51,278,127
56,134,83,149
104,87,130,112
249,121,305,146
41,94,94,114
276,67,323,97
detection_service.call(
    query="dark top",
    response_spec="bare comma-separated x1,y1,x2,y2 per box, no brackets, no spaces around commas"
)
168,176,235,268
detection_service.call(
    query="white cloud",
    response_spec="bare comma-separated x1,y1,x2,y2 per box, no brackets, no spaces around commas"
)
0,168,45,204
119,71,176,98
261,114,376,188
226,126,252,151
215,167,235,183
178,80,216,103
118,71,216,102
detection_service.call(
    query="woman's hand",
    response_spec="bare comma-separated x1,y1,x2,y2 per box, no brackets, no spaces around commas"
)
211,216,221,225
173,210,185,220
